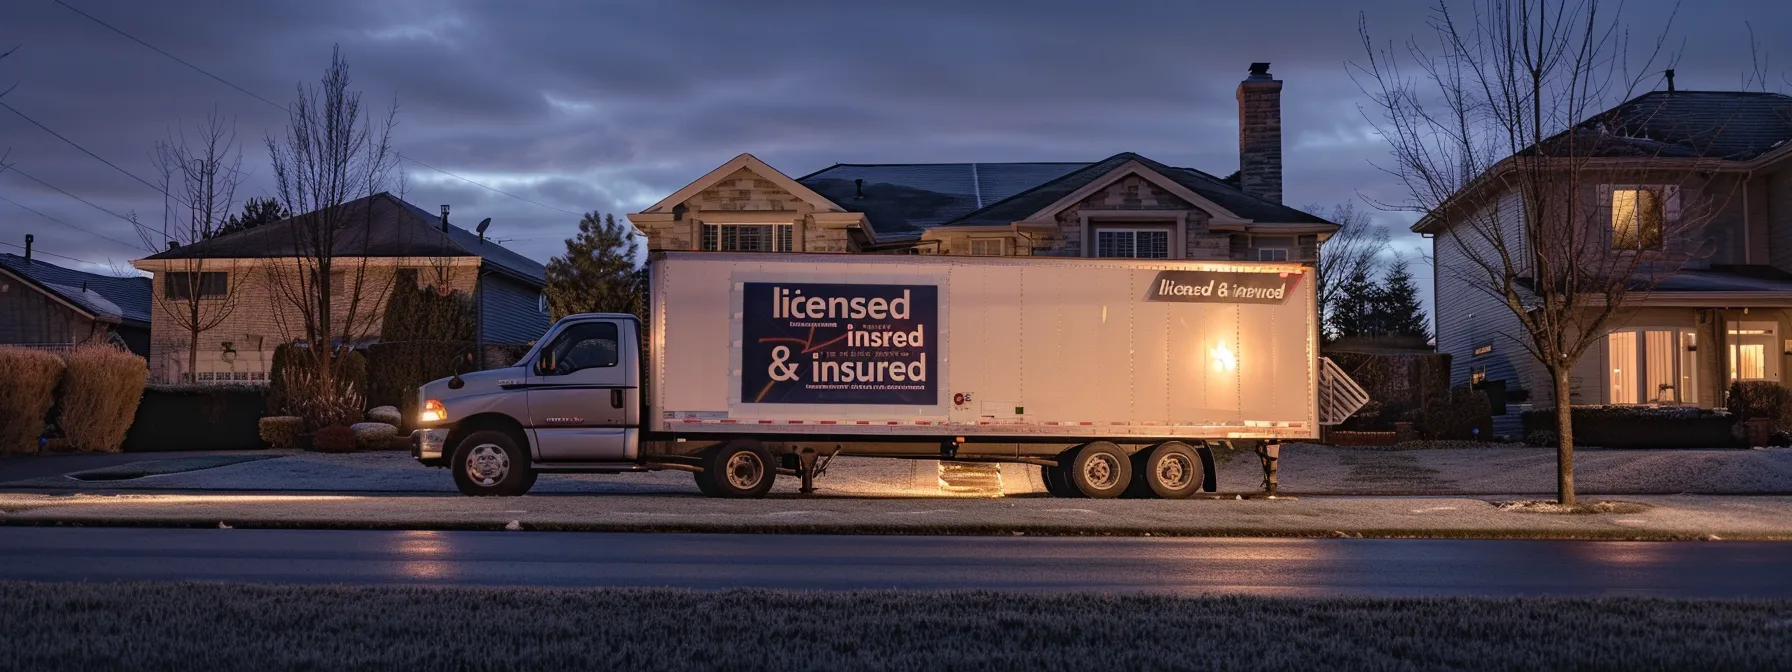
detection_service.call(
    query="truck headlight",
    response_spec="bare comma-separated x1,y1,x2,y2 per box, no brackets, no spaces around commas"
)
419,399,447,424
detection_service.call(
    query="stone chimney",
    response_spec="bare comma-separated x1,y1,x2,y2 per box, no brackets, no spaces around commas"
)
1236,62,1283,203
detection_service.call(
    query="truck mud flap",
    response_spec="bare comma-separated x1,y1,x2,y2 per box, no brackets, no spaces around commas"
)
1197,443,1218,493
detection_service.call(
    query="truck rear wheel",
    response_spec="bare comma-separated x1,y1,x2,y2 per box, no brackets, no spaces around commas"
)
1067,442,1131,499
1141,441,1204,499
450,430,536,497
1040,465,1081,498
700,442,776,498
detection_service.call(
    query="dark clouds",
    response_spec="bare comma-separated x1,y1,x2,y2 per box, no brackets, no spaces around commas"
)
2,0,1788,316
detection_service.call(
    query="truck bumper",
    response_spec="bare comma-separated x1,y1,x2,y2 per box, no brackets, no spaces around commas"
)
411,428,450,466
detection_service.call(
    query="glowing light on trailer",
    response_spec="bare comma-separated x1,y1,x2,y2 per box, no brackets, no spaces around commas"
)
1211,340,1237,373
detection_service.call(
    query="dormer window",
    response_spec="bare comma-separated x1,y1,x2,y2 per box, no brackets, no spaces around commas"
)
1610,186,1669,250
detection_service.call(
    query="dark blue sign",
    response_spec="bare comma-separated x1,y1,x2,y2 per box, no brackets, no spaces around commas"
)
740,282,938,405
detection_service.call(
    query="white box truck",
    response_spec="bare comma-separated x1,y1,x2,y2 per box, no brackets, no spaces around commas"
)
411,252,1365,498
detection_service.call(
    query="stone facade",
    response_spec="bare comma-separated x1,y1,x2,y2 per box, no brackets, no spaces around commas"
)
140,259,479,384
634,167,858,254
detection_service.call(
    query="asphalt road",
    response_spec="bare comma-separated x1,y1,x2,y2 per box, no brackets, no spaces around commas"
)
2,527,1789,597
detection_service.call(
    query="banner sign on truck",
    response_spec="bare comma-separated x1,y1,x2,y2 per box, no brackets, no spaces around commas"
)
1145,269,1302,305
740,282,939,405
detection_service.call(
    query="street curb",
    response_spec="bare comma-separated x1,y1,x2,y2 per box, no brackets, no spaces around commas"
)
4,516,1788,541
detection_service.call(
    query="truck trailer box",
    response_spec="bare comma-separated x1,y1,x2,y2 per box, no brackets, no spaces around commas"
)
648,252,1320,442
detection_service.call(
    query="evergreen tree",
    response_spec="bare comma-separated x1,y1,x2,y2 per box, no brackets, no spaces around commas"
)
1373,257,1431,340
1329,269,1379,339
209,196,290,239
544,212,645,321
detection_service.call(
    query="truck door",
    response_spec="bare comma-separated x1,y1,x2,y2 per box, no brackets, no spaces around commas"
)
526,320,635,461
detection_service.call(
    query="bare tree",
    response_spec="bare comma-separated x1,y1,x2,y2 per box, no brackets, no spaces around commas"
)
1355,0,1726,505
1311,202,1390,339
263,46,399,426
140,111,247,383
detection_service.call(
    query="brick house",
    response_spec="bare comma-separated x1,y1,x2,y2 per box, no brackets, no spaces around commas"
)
130,193,548,384
0,249,151,356
628,63,1336,261
1417,90,1792,431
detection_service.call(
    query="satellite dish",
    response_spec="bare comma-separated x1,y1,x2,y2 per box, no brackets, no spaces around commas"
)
475,218,491,235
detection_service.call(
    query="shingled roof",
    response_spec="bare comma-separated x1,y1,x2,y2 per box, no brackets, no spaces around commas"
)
0,253,152,326
797,154,1329,239
143,193,546,286
1530,91,1792,160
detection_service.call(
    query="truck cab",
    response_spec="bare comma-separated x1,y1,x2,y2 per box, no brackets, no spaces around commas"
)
412,313,645,495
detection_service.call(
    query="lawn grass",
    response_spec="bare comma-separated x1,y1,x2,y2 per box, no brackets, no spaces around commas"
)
1,582,1787,671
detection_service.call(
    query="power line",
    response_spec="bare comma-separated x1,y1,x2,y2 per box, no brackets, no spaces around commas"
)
0,99,186,207
0,239,106,266
2,168,158,250
401,156,581,217
51,0,286,112
55,0,586,220
0,190,148,253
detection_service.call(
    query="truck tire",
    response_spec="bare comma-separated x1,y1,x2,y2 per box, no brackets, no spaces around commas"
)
1067,442,1131,499
1040,464,1081,498
700,442,776,498
451,430,536,497
692,470,719,496
1141,441,1204,499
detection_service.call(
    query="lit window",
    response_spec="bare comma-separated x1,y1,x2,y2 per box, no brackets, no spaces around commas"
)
969,239,1006,256
1095,230,1169,259
1728,322,1778,382
1257,248,1289,261
1611,187,1664,250
700,223,795,252
1470,367,1486,385
1608,328,1697,404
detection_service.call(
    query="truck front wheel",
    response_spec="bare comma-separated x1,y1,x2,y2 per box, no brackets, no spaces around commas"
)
451,430,536,497
700,442,776,498
1067,442,1131,499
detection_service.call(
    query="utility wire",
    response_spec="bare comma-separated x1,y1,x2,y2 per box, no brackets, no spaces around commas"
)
2,168,158,250
0,99,189,209
0,190,149,252
54,0,584,220
0,239,107,266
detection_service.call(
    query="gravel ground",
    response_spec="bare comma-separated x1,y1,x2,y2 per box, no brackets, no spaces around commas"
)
4,491,1791,539
6,445,1791,496
1,582,1786,671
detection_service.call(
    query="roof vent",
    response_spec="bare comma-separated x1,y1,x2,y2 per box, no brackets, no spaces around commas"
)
1247,62,1273,81
854,178,864,199
440,204,450,233
1665,68,1676,93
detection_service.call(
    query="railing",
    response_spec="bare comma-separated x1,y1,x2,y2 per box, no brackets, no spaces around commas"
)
1317,356,1371,426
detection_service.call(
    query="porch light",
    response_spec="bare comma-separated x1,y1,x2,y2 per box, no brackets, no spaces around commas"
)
221,342,237,363
1212,340,1237,373
419,399,447,424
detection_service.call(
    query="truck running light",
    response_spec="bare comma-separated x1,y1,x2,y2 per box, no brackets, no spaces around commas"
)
420,399,447,424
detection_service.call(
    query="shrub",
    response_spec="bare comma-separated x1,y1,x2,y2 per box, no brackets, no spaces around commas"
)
0,347,64,454
350,422,399,451
1415,385,1491,440
57,344,148,453
366,341,467,428
259,416,304,449
312,424,356,453
1521,405,1737,449
1726,381,1792,430
269,345,368,417
283,367,365,431
366,406,403,426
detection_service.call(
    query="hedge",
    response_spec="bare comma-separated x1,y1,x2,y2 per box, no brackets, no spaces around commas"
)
122,384,268,452
1522,406,1737,449
57,344,149,453
0,347,64,454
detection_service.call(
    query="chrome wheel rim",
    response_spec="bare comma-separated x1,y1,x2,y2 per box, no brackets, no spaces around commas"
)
1156,453,1193,489
724,452,764,490
1083,453,1121,489
466,443,510,486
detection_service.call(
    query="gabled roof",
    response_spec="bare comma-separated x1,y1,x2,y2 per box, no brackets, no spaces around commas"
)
942,152,1331,227
0,253,152,326
797,162,1087,238
143,193,546,286
1542,91,1792,161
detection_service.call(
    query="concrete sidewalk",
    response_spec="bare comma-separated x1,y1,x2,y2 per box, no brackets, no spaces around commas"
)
3,490,1789,540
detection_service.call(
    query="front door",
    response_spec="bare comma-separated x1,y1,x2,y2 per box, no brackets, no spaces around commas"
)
526,320,634,461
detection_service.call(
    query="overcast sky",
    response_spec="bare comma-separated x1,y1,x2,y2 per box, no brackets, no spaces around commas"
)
2,0,1786,315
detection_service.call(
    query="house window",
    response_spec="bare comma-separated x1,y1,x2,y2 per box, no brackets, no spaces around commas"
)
1095,229,1169,259
1607,328,1697,404
1728,322,1779,382
701,223,794,252
1610,187,1666,250
1470,366,1487,385
1473,344,1494,357
969,238,1006,256
1257,248,1289,262
164,272,228,300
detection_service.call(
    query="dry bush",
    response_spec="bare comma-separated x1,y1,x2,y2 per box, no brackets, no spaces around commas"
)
58,344,149,453
312,424,357,453
0,347,65,453
259,416,303,449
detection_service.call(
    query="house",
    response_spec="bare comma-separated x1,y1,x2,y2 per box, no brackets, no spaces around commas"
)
129,193,549,384
628,63,1336,262
1417,89,1792,431
0,248,151,356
